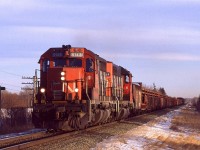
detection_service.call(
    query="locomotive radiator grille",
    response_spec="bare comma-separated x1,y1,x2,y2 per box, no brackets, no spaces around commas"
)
53,90,64,100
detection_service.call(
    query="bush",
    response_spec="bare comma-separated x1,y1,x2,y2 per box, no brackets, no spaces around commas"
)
196,97,200,112
0,108,33,134
192,95,200,112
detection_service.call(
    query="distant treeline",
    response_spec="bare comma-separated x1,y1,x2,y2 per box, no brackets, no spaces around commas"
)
0,87,34,134
1,86,32,108
0,108,33,134
191,96,200,112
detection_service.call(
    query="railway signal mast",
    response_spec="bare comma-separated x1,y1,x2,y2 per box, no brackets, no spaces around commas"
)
0,86,6,110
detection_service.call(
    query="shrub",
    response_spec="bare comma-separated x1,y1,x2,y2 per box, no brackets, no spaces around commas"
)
196,95,200,112
0,108,33,134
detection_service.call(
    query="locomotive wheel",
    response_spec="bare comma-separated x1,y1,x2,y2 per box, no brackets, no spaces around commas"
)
118,108,126,120
124,108,130,119
68,115,78,130
68,114,89,130
92,109,103,125
46,128,58,133
107,111,115,122
99,109,111,123
105,109,111,122
76,114,89,129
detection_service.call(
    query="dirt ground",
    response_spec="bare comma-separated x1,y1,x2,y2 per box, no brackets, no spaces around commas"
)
93,103,200,150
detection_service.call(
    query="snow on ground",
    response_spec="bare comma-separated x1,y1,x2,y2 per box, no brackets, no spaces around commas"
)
0,108,10,118
92,105,200,150
0,128,44,139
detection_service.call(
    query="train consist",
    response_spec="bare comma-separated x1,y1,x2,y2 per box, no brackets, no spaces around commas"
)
32,45,184,130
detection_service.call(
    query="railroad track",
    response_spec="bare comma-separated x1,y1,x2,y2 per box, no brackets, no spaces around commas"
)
0,130,67,149
1,121,118,150
1,107,179,150
1,131,74,150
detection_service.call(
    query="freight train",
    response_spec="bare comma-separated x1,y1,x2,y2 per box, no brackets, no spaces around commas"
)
32,45,184,131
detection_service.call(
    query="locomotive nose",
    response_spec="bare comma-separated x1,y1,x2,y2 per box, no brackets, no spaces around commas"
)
62,68,84,101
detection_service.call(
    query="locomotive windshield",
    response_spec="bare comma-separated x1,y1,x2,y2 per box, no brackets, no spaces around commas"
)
54,59,66,67
69,58,82,67
53,58,82,67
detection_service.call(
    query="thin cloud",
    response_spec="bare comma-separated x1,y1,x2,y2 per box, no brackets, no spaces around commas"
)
0,0,104,14
101,52,200,62
148,0,200,5
154,53,200,61
0,0,40,10
3,25,200,44
163,0,200,4
0,58,37,67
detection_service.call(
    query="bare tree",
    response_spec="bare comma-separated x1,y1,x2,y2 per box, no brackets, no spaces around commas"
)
1,90,15,109
1,88,31,109
159,87,167,95
197,95,200,111
19,85,33,108
153,83,156,91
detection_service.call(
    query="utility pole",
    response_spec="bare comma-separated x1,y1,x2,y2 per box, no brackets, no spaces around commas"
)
34,69,40,105
21,69,40,108
0,86,6,111
22,76,34,108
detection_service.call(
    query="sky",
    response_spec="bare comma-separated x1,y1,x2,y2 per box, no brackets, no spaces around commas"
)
0,0,200,98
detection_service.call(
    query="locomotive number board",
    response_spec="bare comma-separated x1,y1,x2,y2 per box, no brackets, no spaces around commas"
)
70,52,84,57
52,52,64,57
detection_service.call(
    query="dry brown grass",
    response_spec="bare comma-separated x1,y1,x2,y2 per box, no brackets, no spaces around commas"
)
170,106,200,131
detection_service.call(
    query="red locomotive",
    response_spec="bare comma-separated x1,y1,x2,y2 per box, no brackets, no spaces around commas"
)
32,45,184,130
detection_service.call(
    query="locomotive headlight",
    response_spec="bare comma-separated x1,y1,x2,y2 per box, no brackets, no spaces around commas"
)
75,88,79,93
61,77,65,81
61,71,65,76
40,88,45,93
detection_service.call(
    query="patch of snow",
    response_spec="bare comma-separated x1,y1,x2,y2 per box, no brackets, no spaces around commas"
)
92,107,200,150
0,108,10,118
0,128,44,139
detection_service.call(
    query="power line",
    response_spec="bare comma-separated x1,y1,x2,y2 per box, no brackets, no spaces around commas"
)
0,70,22,77
0,82,21,88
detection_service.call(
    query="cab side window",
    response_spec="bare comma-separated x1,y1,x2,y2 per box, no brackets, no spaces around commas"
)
43,60,50,72
86,58,94,72
125,75,129,83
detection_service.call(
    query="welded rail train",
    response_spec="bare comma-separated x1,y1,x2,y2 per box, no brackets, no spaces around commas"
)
32,45,184,130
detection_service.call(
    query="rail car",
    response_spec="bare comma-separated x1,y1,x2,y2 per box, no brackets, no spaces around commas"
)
32,45,184,131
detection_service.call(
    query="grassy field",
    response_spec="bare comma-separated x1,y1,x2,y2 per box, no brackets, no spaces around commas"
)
170,105,200,131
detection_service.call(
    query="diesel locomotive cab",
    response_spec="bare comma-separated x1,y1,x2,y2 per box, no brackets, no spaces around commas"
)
37,45,94,103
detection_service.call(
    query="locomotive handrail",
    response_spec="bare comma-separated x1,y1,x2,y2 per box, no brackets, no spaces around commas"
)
64,79,84,83
116,96,120,113
86,76,92,122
